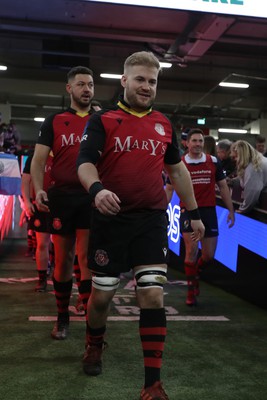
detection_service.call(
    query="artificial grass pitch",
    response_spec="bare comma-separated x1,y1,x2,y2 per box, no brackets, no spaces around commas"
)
1,239,267,400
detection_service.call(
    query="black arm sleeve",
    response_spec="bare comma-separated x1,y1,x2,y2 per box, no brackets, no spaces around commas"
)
77,112,106,168
164,128,181,165
37,114,55,147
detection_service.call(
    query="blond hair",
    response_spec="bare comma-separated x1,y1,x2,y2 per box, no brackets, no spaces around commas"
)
231,140,262,178
124,51,160,72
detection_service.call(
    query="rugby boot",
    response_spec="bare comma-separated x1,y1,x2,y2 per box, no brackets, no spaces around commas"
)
140,381,169,400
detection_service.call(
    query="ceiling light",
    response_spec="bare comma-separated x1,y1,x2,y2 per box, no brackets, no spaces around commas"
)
219,82,249,89
159,62,172,68
0,65,7,71
100,62,172,79
100,73,122,79
34,117,45,122
218,128,248,134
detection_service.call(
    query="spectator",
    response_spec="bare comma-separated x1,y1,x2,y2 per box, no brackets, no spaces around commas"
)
204,135,216,156
255,135,267,157
230,140,267,213
216,139,236,177
3,122,21,154
180,127,190,155
166,128,235,306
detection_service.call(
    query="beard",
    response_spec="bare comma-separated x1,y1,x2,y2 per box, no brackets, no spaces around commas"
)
126,91,154,112
72,93,92,110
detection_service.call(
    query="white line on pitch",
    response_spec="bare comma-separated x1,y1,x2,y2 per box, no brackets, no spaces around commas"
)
29,315,229,322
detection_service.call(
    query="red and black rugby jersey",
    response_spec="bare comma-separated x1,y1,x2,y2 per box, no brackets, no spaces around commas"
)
78,102,181,211
38,108,90,192
181,153,225,208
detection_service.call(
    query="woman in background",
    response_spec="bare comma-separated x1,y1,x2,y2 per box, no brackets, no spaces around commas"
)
230,140,267,213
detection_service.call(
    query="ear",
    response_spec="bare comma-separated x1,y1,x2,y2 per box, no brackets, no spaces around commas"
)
66,83,72,94
121,74,127,88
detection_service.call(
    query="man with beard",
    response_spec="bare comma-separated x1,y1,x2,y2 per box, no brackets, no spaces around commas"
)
31,66,94,340
77,52,205,400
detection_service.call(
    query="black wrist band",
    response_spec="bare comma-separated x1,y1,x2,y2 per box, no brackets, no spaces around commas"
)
88,181,104,202
188,208,201,220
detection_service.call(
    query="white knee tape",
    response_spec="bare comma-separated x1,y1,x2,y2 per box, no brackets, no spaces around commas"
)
134,266,167,290
92,276,120,291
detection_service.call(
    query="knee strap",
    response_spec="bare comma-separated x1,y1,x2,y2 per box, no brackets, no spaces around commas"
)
92,275,120,291
135,267,167,290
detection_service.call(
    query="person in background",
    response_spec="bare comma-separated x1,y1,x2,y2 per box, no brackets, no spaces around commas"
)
31,66,95,340
77,51,205,400
230,140,267,213
204,135,216,156
179,127,190,156
255,135,267,157
21,151,54,291
3,122,21,154
216,139,237,178
166,128,235,306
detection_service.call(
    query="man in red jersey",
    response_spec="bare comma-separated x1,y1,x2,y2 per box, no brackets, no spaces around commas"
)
170,128,235,306
31,66,95,340
77,51,205,400
21,150,54,292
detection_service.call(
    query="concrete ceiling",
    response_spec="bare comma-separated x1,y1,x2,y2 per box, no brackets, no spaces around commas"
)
1,0,267,139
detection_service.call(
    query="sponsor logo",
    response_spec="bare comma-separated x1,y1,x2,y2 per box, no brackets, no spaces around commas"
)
61,133,82,147
114,136,166,156
162,247,168,257
167,203,181,243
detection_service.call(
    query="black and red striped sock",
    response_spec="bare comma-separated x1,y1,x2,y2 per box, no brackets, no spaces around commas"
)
139,308,166,388
79,279,92,314
53,277,72,322
86,325,106,348
73,255,81,290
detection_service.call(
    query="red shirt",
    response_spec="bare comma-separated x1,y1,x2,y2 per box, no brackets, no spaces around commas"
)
38,108,90,192
181,153,225,207
78,100,181,211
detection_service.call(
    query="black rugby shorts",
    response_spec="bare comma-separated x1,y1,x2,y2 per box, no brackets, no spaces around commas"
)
180,206,219,238
88,209,169,275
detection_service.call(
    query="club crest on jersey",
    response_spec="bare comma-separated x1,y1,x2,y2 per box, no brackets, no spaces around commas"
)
52,218,62,230
95,249,109,266
154,123,165,136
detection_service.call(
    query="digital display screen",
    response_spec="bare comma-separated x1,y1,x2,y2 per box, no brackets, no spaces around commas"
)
167,193,267,272
89,1,265,20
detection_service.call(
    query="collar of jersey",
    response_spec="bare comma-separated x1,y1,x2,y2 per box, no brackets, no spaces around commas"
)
117,100,152,118
68,107,89,118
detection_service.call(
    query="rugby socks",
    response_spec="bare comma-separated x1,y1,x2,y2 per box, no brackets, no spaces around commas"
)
196,256,212,274
37,269,47,282
139,308,166,388
31,230,37,258
48,241,55,272
185,261,198,305
73,255,81,290
79,279,92,313
86,325,106,348
53,277,72,323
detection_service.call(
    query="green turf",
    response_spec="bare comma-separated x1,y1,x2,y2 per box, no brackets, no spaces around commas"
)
1,239,267,400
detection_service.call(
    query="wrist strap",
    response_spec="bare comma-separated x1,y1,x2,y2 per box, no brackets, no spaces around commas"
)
188,208,201,220
88,181,104,202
